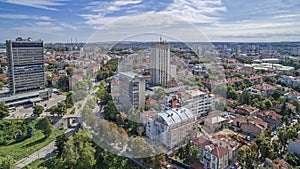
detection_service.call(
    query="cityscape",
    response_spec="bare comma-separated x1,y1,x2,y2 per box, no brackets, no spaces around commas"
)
1,1,300,169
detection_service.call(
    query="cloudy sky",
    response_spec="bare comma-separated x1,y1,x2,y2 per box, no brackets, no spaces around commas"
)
0,0,300,42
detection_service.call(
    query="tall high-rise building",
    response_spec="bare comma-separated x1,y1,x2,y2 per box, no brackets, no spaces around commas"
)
150,42,170,87
119,72,145,109
6,37,45,95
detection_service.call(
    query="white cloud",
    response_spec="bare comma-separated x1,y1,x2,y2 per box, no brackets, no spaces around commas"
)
113,0,142,6
0,0,68,10
59,22,79,30
0,14,53,20
84,0,143,17
272,14,299,19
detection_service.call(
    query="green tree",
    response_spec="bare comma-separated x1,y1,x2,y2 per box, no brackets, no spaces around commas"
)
0,102,9,119
33,105,44,116
27,124,34,137
284,152,300,166
103,101,118,121
151,88,166,101
36,118,52,138
58,129,96,169
66,68,74,76
55,134,68,157
48,105,58,116
227,86,238,100
256,135,275,160
15,130,24,142
237,143,258,169
57,76,69,92
57,102,67,116
65,91,74,108
0,155,15,169
263,99,273,110
116,112,127,126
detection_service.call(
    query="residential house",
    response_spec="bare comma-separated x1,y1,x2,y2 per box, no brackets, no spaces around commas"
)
251,83,276,97
212,134,240,165
51,76,60,88
236,104,259,116
244,75,263,83
264,158,292,169
233,116,268,137
193,136,230,169
204,113,229,132
257,110,282,127
284,92,300,102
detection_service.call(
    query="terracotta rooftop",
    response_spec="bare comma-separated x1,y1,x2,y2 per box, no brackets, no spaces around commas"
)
52,76,60,81
252,83,276,91
236,104,259,114
233,115,268,129
286,102,296,111
193,137,229,158
285,91,300,97
227,98,238,104
245,75,263,80
257,110,282,120
265,158,292,169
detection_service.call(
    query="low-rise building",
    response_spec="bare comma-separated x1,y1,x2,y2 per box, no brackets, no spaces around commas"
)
264,158,292,169
236,104,259,116
204,113,229,132
51,76,60,88
257,110,282,127
233,116,268,137
284,92,300,102
251,83,276,97
193,136,230,169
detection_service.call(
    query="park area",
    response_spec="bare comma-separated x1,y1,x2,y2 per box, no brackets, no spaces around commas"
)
0,119,65,161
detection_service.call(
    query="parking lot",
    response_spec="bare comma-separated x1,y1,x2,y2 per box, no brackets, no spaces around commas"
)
5,93,66,119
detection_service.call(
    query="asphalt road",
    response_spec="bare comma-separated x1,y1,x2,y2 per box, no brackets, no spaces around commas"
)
15,125,80,169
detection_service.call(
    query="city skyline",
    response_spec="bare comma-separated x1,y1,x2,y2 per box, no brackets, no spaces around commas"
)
0,0,299,42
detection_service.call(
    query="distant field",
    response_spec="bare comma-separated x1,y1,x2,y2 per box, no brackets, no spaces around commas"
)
0,119,65,161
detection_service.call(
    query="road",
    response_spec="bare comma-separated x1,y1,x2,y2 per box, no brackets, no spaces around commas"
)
14,81,99,168
15,125,80,169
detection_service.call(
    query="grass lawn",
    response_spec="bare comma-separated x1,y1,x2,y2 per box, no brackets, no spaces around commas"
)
0,127,65,161
25,157,57,169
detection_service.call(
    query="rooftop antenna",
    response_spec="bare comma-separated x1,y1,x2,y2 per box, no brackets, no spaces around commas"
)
160,36,162,43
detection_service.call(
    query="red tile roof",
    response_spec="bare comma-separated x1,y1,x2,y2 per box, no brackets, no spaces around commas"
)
252,83,276,91
257,110,282,120
236,104,259,115
52,76,60,81
193,137,229,158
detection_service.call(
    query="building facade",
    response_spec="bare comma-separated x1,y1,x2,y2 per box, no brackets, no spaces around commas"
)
185,89,215,118
146,107,197,150
150,42,170,87
119,72,145,109
193,136,230,169
6,37,45,95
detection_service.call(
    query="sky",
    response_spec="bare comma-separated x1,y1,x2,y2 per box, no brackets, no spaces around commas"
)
0,0,300,42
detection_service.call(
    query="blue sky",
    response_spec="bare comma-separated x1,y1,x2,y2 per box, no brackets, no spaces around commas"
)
0,0,300,42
